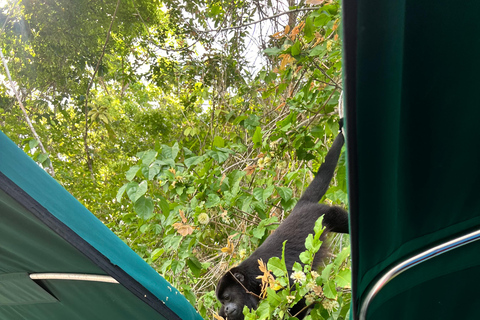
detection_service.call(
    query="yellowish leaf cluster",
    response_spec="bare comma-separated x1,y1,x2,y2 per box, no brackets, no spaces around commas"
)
279,54,296,71
256,259,282,298
213,313,225,320
289,21,305,41
221,239,235,255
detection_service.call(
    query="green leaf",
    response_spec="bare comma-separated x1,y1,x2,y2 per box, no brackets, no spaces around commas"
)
292,262,302,272
314,13,331,27
299,251,311,264
147,165,160,180
334,246,351,270
163,158,175,168
213,136,225,148
268,257,287,278
305,233,314,251
182,284,197,306
335,268,351,287
233,115,248,125
264,185,274,200
185,155,206,168
244,114,260,130
241,196,253,212
255,300,271,320
37,153,48,163
29,139,39,150
210,4,221,16
133,180,148,202
321,263,334,285
216,147,235,154
252,126,262,148
141,149,158,166
313,216,325,237
309,44,326,57
253,185,274,203
187,257,203,277
151,248,164,262
158,195,170,216
116,184,128,202
304,16,314,42
291,41,302,56
265,287,282,305
253,226,266,239
126,182,140,201
171,142,180,160
311,124,325,138
165,235,183,251
276,112,296,131
323,280,338,299
161,143,179,160
253,188,264,202
281,198,296,211
206,150,229,163
126,165,140,181
276,187,292,202
134,196,154,220
205,193,220,208
171,259,185,274
263,47,282,56
183,147,194,157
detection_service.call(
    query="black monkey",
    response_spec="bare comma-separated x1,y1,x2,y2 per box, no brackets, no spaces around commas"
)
216,130,349,320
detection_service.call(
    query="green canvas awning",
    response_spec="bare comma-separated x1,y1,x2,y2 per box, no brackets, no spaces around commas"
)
343,1,480,319
0,130,203,320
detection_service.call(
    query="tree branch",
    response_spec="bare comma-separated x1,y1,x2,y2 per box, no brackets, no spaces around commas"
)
196,7,322,33
0,49,55,176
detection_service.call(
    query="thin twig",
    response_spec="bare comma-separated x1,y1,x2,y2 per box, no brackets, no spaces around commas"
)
312,60,342,90
197,7,323,33
221,158,257,174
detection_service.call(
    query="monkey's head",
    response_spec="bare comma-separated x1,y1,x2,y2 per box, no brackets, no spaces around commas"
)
216,268,260,320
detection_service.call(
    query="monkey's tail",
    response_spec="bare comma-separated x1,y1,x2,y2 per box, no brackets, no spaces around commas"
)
298,130,345,204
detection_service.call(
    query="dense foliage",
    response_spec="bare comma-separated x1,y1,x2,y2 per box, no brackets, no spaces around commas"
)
1,0,349,319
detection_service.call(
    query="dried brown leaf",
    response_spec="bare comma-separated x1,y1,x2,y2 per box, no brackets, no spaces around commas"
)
245,165,256,175
172,222,194,236
179,209,187,223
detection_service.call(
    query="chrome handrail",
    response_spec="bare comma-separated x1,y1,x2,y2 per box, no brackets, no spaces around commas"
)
359,229,480,320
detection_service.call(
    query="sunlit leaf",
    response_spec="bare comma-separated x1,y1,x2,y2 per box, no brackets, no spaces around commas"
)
134,196,154,220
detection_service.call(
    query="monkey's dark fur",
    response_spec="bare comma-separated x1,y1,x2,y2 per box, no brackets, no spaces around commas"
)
216,131,349,320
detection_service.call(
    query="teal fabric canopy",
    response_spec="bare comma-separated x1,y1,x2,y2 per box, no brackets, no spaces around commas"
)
343,0,480,319
0,130,203,320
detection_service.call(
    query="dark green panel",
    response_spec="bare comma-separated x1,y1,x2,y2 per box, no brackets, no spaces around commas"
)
344,0,480,317
0,273,57,306
0,280,166,320
0,190,104,275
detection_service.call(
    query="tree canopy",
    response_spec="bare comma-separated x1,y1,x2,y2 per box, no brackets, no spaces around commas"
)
0,0,349,318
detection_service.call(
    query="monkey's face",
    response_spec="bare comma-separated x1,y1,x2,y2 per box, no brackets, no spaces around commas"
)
216,272,259,320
